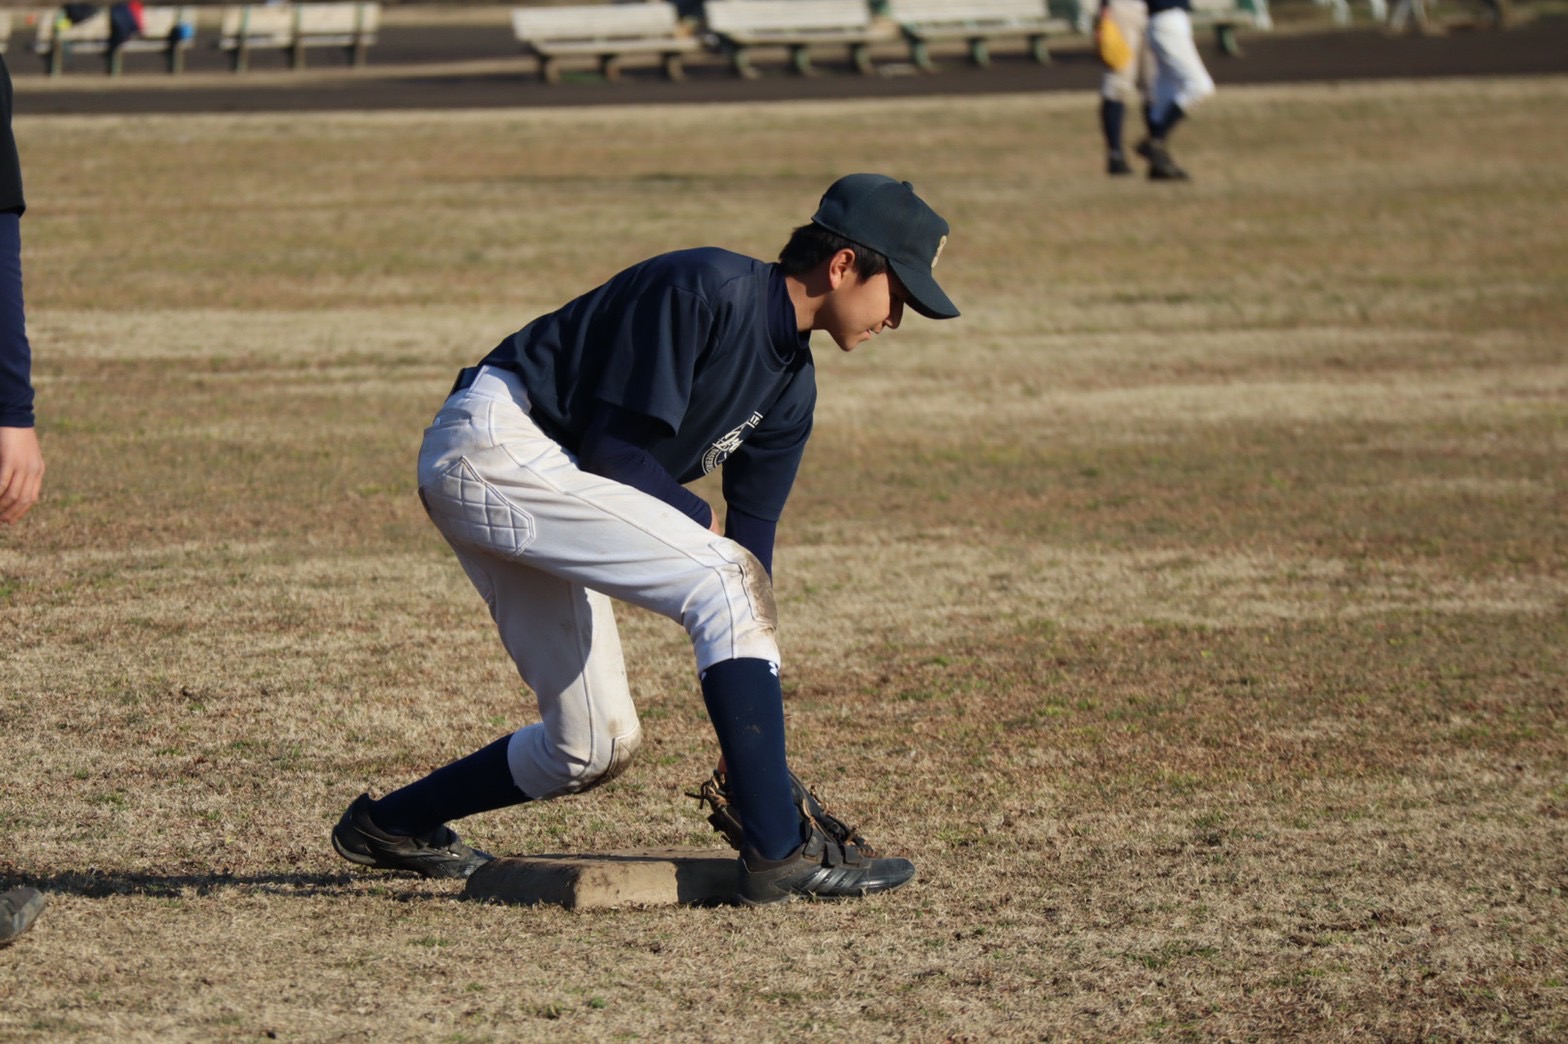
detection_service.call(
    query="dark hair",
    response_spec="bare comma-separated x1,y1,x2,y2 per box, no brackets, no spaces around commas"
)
777,222,889,280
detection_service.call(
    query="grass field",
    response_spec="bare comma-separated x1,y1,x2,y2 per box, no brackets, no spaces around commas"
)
1,75,1565,1040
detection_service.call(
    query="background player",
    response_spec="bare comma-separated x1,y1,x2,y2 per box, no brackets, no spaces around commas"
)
1140,0,1217,180
1096,0,1156,176
0,50,49,945
332,174,959,905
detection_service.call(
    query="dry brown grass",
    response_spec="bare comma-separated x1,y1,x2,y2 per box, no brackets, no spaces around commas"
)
1,76,1565,1040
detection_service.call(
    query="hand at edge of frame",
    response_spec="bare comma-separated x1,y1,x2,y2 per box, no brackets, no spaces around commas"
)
0,425,44,525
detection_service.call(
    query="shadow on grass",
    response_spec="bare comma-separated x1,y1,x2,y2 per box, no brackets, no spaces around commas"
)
15,868,455,901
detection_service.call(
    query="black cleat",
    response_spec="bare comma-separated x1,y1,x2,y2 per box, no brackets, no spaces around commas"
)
332,793,493,880
1144,139,1190,181
0,886,45,944
738,825,915,905
1107,154,1134,176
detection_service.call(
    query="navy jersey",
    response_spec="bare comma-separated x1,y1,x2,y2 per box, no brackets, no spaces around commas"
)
482,248,814,523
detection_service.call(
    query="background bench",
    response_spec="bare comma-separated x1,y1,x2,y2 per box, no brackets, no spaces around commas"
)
701,0,897,78
1188,0,1273,55
510,4,699,84
218,2,380,72
33,5,197,76
884,0,1072,72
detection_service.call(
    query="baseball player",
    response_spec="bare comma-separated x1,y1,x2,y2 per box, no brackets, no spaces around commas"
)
332,174,958,905
1096,0,1157,176
0,51,48,946
1138,0,1217,180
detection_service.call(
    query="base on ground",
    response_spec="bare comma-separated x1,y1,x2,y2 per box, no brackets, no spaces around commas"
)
463,847,740,910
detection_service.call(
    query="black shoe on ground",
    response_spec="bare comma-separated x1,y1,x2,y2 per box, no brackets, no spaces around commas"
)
0,886,45,944
1145,139,1190,181
332,793,493,880
1107,153,1134,176
739,825,915,905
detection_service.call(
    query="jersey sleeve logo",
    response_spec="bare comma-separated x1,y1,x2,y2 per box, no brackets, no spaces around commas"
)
702,412,763,473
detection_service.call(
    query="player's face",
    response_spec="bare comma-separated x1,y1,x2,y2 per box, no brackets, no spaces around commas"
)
822,265,907,353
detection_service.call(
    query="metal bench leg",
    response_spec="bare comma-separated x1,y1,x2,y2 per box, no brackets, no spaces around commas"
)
290,41,305,69
107,46,123,77
849,42,873,76
1216,24,1241,56
168,45,185,75
728,44,758,79
908,37,936,73
662,52,687,82
600,53,622,82
966,36,990,68
539,56,561,84
791,44,816,77
1029,33,1051,64
49,42,65,78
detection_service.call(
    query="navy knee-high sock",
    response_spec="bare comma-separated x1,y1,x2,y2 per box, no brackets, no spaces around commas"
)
369,733,529,838
699,658,802,862
1151,103,1186,143
1100,98,1126,157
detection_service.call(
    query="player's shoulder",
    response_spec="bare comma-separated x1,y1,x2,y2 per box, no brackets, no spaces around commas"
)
647,246,768,283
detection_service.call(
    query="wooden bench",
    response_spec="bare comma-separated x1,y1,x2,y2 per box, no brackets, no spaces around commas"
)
510,4,700,84
32,5,198,76
1188,0,1272,56
884,0,1072,72
218,2,380,72
0,11,12,54
701,0,897,78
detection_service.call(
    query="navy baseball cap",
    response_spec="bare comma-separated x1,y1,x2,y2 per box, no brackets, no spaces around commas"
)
811,173,959,320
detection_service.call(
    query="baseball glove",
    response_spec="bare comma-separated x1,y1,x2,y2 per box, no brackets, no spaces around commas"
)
688,768,879,856
1095,9,1134,72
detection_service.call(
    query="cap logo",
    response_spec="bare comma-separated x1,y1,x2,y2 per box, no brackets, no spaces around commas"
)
931,234,947,269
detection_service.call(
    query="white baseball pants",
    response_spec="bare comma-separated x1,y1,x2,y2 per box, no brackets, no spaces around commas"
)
416,365,781,801
1147,8,1215,124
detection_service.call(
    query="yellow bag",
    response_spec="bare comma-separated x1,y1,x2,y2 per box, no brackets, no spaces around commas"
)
1096,10,1134,72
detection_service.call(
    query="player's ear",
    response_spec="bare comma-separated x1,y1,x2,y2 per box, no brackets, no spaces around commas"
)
825,247,857,289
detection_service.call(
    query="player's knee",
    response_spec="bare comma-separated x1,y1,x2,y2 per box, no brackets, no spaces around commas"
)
684,542,780,665
563,722,642,795
1179,73,1215,109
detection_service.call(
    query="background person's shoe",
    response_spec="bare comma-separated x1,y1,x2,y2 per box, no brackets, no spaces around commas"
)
0,886,45,944
739,826,915,905
1107,153,1134,176
332,793,493,879
1145,140,1190,181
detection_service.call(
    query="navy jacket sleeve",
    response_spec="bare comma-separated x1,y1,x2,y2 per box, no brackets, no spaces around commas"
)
0,54,32,430
578,402,714,529
724,506,777,578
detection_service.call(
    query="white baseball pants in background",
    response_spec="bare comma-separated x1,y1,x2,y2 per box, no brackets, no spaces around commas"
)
1147,8,1216,124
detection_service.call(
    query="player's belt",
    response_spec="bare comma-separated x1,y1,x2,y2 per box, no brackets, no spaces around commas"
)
446,364,570,447
451,362,527,396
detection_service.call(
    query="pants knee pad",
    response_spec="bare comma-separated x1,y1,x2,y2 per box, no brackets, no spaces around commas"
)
507,720,643,800
573,724,642,794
